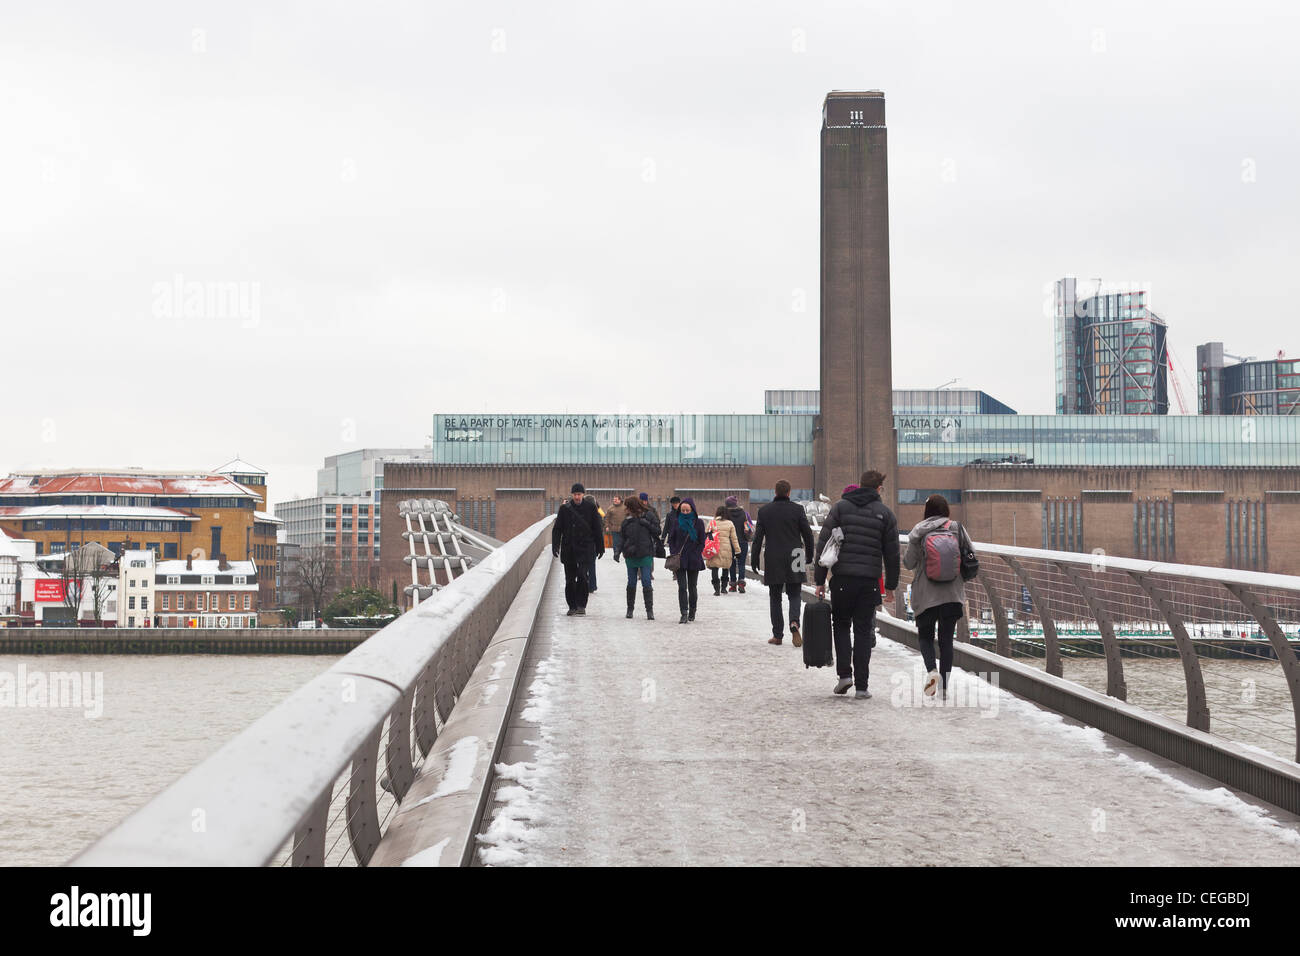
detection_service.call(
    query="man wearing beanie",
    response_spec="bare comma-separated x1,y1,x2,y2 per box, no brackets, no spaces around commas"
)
724,494,751,594
552,482,605,615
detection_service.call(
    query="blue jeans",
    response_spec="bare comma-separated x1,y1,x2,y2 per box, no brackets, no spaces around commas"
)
729,540,749,584
626,563,652,587
611,531,623,560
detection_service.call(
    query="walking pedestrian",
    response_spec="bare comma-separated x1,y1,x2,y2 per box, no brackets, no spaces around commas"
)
665,496,706,624
660,497,681,547
723,495,751,594
639,492,660,528
813,471,900,699
903,494,974,700
706,505,741,596
620,497,660,620
552,482,604,616
751,479,815,646
606,495,629,564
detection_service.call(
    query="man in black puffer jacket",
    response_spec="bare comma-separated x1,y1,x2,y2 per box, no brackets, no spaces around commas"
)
552,482,605,616
813,470,900,699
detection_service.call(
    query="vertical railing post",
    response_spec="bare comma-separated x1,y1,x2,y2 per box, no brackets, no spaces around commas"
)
1129,572,1210,732
1056,563,1127,701
978,576,1011,658
346,728,383,866
1222,582,1300,762
384,691,415,802
412,662,438,758
1003,555,1062,677
290,790,331,867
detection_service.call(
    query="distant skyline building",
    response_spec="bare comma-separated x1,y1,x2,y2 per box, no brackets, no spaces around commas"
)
276,448,429,584
1054,277,1169,415
1197,342,1300,415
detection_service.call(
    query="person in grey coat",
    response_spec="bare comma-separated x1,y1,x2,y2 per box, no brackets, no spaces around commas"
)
903,493,975,699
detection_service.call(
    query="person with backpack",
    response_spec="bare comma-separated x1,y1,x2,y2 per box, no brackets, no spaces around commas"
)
903,493,975,699
620,496,661,619
813,470,900,699
706,505,741,596
552,482,605,616
723,495,751,594
665,496,706,624
605,495,629,563
751,479,816,646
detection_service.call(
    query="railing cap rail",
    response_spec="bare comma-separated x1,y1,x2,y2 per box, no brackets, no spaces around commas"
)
893,533,1300,594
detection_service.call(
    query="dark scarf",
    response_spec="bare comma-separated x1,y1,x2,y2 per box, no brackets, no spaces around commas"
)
677,510,699,542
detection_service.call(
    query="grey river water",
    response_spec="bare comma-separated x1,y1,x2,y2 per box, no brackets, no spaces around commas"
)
1,651,1294,867
0,654,336,867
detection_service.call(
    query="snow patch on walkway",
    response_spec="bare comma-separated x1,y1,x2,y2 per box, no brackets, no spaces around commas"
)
477,651,567,865
413,736,479,805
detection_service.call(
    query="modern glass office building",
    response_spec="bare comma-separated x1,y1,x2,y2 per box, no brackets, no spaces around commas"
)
1054,277,1169,415
1197,343,1300,416
896,414,1300,468
433,414,816,466
432,409,1300,470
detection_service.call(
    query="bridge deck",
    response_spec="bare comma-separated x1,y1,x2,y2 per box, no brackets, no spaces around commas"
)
477,558,1300,865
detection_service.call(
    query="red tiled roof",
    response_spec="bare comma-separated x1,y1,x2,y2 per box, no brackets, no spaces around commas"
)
0,473,260,498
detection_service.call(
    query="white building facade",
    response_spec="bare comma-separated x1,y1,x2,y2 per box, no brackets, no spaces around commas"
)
117,549,156,629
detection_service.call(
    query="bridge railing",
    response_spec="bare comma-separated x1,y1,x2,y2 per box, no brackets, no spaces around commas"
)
71,514,555,867
887,535,1300,763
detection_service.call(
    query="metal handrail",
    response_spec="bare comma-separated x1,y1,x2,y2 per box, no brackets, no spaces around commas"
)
885,531,1300,761
71,514,556,866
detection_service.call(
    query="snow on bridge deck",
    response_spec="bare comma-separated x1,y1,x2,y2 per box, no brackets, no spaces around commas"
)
477,559,1300,866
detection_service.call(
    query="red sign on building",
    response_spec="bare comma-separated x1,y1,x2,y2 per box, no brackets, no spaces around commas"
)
34,580,67,602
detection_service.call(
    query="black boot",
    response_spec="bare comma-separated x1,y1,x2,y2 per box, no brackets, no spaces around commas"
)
643,586,654,620
712,581,720,596
626,585,636,619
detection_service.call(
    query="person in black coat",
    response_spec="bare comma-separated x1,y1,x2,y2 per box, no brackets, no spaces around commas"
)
813,470,900,699
724,495,751,593
664,496,706,624
751,479,815,646
660,496,681,545
552,482,604,615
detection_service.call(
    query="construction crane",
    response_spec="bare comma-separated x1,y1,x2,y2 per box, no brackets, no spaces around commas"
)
1166,352,1192,415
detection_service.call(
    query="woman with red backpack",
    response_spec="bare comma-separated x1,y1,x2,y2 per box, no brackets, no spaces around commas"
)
903,494,977,700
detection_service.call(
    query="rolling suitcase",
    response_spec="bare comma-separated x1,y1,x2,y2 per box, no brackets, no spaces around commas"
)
802,598,834,668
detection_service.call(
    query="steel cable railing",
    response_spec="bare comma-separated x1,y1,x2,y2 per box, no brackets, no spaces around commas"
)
73,514,554,867
803,508,1300,763
890,533,1300,763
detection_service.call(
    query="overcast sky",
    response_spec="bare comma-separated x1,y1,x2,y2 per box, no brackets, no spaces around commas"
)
3,1,1297,501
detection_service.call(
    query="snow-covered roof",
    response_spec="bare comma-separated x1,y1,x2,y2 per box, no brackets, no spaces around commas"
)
156,559,257,576
0,528,19,559
213,457,266,476
0,472,260,498
254,511,283,524
0,505,200,521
